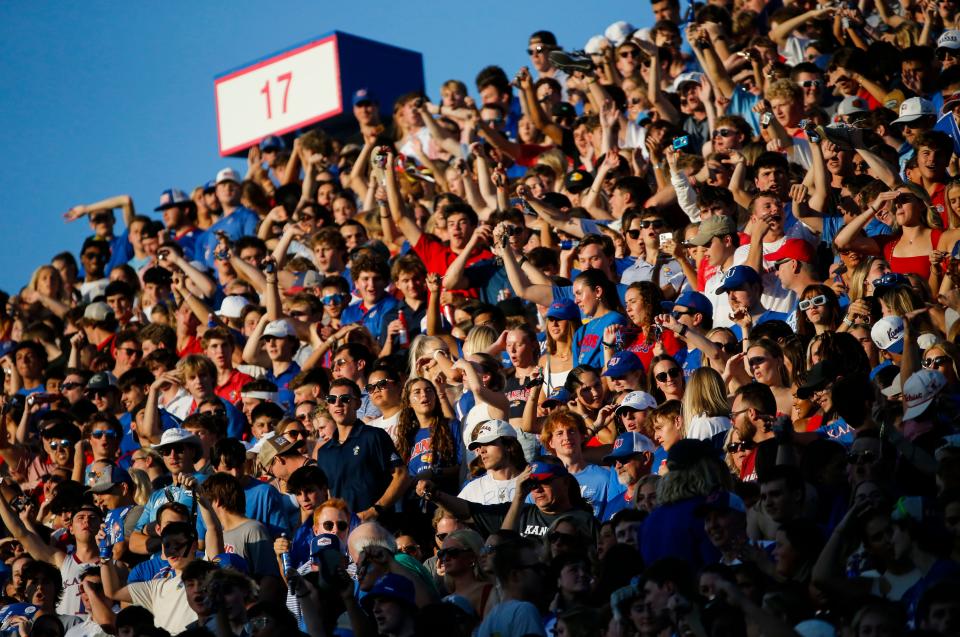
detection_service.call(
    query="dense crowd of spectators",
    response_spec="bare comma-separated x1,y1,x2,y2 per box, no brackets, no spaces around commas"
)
3,1,960,636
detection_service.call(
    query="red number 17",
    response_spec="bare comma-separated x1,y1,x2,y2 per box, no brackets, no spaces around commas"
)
260,72,293,119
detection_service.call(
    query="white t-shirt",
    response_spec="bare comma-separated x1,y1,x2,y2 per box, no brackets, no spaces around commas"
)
127,573,198,635
63,618,107,637
57,552,92,615
703,265,735,328
731,228,817,315
458,473,519,505
367,411,400,447
160,388,194,421
79,279,110,304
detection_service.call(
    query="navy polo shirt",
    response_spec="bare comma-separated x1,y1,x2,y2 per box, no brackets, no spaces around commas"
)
315,422,403,513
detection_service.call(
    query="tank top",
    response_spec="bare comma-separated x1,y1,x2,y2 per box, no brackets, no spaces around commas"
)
880,230,942,279
57,552,90,615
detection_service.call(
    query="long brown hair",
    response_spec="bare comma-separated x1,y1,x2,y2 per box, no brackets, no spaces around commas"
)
395,378,456,466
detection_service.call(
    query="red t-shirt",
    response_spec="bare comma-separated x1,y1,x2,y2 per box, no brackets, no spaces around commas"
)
216,368,254,405
930,182,947,229
413,233,493,275
177,335,203,358
622,327,682,372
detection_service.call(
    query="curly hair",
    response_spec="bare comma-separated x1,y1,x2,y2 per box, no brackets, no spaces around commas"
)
625,281,665,330
395,378,456,467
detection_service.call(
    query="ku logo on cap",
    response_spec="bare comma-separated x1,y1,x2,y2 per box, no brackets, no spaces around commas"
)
613,437,624,449
317,536,332,547
610,356,621,366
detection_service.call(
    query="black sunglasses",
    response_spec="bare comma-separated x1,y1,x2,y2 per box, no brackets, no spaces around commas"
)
437,547,471,561
711,341,741,354
640,220,665,229
655,368,682,382
325,394,354,405
726,440,756,453
364,379,393,393
321,520,350,532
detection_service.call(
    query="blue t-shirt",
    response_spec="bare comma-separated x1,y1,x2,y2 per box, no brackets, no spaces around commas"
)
134,475,209,533
570,464,625,520
406,421,464,477
680,348,703,379
105,230,133,275
729,85,762,135
196,207,260,268
243,478,291,538
651,446,668,474
572,312,628,369
290,518,315,569
464,260,515,305
341,295,401,347
266,362,301,392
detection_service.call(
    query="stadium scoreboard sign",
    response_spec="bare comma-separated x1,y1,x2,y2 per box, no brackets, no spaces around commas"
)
214,31,424,156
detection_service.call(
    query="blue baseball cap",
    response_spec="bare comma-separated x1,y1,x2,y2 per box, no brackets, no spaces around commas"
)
546,298,581,322
260,135,285,152
352,88,378,107
211,553,250,573
154,189,191,212
716,265,762,294
202,180,217,194
602,432,656,465
661,290,713,316
602,351,645,378
311,533,342,556
361,573,416,610
0,341,16,359
527,461,569,482
542,387,571,407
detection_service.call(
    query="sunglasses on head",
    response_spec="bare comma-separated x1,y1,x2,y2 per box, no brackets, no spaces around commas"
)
798,295,828,311
655,368,681,382
322,520,350,532
364,379,393,393
325,394,353,405
713,128,736,138
322,293,350,306
640,219,665,229
922,355,950,369
726,440,756,453
90,430,119,440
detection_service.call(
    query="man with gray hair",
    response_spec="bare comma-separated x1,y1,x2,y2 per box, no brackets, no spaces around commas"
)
347,522,438,607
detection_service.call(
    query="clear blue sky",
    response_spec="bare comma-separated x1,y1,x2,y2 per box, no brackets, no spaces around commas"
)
0,2,650,293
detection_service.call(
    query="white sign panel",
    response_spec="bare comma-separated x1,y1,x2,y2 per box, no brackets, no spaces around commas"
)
215,36,343,156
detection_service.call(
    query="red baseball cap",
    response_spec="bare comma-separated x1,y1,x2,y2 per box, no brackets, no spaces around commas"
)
767,238,815,264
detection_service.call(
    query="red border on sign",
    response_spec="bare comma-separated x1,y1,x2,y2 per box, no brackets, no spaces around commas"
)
215,35,343,156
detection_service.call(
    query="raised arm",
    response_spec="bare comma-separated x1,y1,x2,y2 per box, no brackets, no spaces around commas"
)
502,241,555,307
0,485,63,566
693,25,736,99
834,192,894,254
64,194,136,229
385,150,423,247
454,358,509,420
442,225,491,291
242,314,273,368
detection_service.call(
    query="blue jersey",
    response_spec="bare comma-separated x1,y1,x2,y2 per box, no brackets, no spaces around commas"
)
679,348,703,379
134,475,209,533
341,295,400,347
570,464,625,520
572,312,628,369
406,421,463,477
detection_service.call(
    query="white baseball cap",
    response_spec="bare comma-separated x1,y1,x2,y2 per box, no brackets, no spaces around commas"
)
605,21,635,46
217,295,251,319
615,391,658,415
584,35,610,55
892,97,936,125
871,316,905,354
263,319,297,339
903,369,947,420
216,168,242,185
468,419,518,450
938,29,960,51
670,72,704,93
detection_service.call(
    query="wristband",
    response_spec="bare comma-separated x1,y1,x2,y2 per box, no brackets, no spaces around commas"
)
602,341,616,348
373,504,385,516
842,317,854,327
